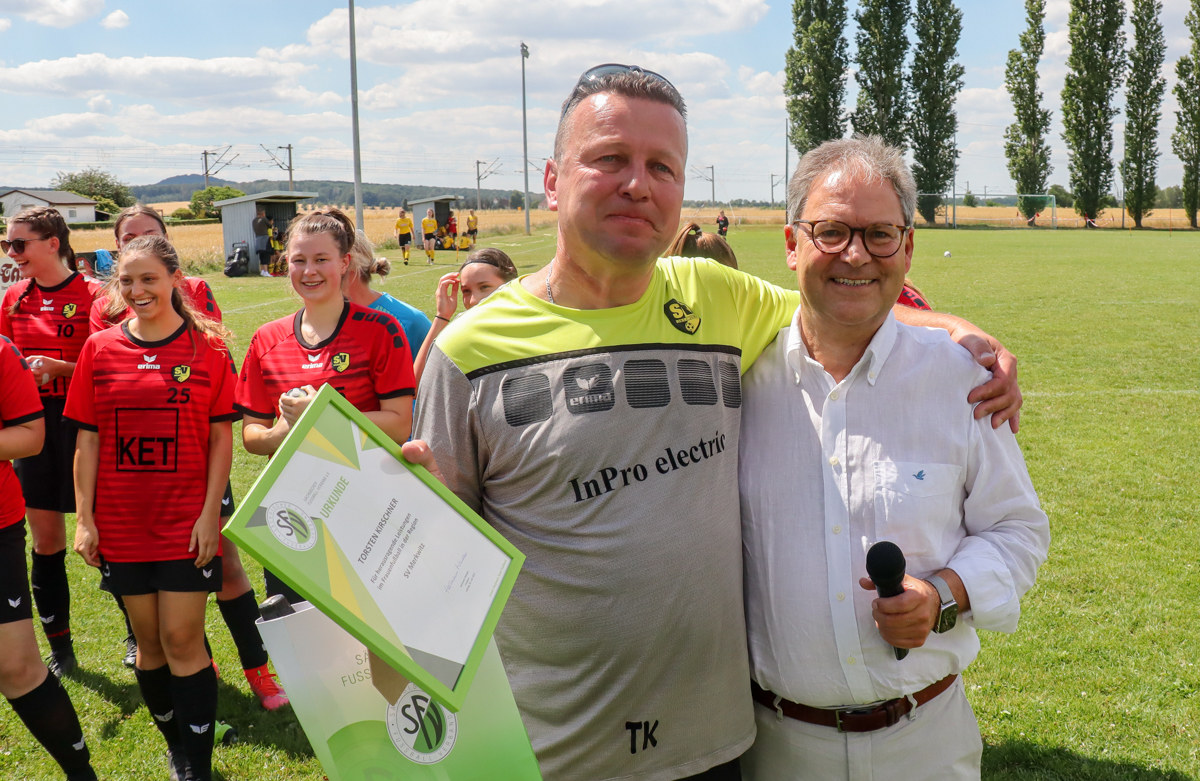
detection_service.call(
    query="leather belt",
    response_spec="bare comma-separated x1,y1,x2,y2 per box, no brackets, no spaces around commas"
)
751,674,957,733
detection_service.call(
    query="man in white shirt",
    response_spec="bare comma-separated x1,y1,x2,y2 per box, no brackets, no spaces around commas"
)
738,136,1050,780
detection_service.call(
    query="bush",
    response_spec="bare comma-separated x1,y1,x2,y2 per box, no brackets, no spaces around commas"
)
961,190,978,208
190,186,245,219
51,167,135,208
170,207,196,220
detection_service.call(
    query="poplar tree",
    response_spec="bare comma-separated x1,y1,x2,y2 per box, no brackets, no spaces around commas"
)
785,0,849,155
907,0,964,223
1120,0,1166,228
1173,0,1200,228
1004,0,1053,225
1060,0,1126,226
852,0,909,149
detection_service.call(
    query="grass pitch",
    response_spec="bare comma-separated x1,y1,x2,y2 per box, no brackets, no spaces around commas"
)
2,225,1199,779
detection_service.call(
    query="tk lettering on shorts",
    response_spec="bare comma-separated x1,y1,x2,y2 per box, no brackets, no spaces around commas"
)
625,719,659,754
115,408,180,471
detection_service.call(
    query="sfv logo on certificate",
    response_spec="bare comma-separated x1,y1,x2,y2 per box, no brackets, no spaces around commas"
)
225,384,524,709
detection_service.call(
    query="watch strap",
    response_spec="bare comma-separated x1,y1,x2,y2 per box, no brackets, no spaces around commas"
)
927,575,957,633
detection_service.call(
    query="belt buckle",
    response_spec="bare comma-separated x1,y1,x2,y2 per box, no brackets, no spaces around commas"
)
834,706,876,733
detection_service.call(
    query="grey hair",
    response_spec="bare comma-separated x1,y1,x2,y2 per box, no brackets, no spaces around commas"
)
553,69,687,161
786,136,916,227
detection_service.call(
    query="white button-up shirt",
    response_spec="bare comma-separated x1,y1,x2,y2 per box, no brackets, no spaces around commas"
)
739,309,1050,708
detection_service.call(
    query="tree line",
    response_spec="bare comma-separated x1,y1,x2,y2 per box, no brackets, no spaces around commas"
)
786,0,1200,228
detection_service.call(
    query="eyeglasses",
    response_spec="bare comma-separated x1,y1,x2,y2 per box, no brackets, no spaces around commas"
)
793,220,911,258
1,236,50,255
563,63,679,116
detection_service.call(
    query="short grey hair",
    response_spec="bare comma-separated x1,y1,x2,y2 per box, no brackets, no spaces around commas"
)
553,69,687,161
786,136,916,227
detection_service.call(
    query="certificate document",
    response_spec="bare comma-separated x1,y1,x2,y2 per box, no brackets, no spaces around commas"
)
224,384,524,711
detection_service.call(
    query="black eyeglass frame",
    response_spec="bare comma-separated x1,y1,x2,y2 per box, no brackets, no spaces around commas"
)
792,220,913,259
562,63,679,117
1,236,51,255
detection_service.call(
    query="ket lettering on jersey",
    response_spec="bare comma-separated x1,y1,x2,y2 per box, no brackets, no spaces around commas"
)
116,408,179,471
138,354,160,370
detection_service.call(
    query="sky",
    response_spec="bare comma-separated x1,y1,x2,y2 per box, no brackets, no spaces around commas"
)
0,0,1192,204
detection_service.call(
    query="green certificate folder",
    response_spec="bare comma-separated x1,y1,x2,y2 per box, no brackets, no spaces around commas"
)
224,383,525,711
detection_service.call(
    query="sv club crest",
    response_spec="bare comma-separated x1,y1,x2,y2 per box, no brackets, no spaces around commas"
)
172,365,191,383
331,352,351,373
664,299,701,335
61,303,77,319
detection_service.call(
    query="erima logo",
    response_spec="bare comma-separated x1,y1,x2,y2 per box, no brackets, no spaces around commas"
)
202,568,212,579
576,375,601,392
171,365,191,383
913,470,926,481
62,303,77,319
72,740,86,750
664,299,701,335
189,723,210,734
6,598,20,608
331,352,350,373
40,299,54,311
138,354,160,370
102,564,111,577
222,496,231,505
153,711,174,722
40,615,55,624
302,353,323,370
564,364,614,414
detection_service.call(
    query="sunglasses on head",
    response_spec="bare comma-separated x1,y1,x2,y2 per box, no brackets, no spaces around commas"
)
1,236,50,255
564,63,679,116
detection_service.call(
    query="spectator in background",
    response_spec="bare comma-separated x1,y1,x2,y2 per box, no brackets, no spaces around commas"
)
252,208,271,277
716,208,730,236
666,222,738,269
345,231,431,362
412,247,516,389
447,211,458,239
466,209,479,245
393,207,414,265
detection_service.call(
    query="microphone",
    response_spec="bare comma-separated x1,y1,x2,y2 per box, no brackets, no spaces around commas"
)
866,540,908,661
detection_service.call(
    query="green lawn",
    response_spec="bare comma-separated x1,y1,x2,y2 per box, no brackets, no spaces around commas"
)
2,225,1199,779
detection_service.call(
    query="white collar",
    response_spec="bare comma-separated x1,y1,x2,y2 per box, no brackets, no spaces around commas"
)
786,307,898,387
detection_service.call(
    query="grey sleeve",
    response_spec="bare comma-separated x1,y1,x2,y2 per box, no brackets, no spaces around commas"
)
412,345,485,514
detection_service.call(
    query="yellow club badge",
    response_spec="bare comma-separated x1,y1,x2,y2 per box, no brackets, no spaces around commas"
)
331,352,351,373
172,365,191,383
61,303,77,319
664,299,701,335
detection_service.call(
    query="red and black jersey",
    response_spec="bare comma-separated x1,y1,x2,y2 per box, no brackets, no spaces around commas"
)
0,273,102,399
0,336,44,530
235,301,415,420
63,322,238,562
90,277,223,334
896,285,932,311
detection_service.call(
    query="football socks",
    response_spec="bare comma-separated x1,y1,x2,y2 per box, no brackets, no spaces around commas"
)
217,590,268,670
170,666,218,781
7,670,96,780
134,664,181,748
30,550,71,640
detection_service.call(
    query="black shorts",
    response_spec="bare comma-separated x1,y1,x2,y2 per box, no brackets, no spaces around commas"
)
99,556,223,596
424,232,436,242
0,522,33,625
220,481,236,519
14,397,76,513
467,228,478,236
397,233,412,247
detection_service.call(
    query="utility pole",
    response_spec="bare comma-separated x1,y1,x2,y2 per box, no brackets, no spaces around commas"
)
520,42,531,235
475,159,500,211
261,144,295,191
348,0,364,230
201,146,236,189
709,165,715,205
284,144,293,191
202,150,209,188
770,174,786,208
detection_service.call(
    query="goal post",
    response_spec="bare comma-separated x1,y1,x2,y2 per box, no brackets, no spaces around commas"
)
919,193,1058,228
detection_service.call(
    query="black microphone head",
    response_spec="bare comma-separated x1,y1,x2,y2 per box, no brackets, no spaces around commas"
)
866,540,906,589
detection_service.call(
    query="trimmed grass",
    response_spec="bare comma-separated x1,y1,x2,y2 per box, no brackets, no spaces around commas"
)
2,225,1199,779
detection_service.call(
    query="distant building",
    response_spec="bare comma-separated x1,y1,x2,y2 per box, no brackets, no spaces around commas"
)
0,189,97,223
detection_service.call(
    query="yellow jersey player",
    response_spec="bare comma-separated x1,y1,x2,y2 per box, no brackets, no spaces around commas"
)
421,209,438,265
466,209,479,245
393,208,414,265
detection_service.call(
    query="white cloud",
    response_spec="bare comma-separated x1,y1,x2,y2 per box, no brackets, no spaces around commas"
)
0,0,103,28
0,18,10,32
0,53,332,107
86,93,112,112
100,9,128,29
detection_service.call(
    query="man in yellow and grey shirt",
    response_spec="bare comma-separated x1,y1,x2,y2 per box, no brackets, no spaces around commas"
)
408,66,1022,781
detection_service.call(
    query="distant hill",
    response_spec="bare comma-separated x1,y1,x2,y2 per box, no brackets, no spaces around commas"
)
130,177,525,209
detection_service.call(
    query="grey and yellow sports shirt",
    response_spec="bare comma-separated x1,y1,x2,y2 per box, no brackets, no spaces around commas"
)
413,257,800,781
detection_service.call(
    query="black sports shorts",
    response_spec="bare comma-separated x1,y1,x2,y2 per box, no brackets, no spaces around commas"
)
424,232,436,242
467,228,478,236
100,556,224,596
14,397,76,513
397,233,412,247
0,522,33,624
220,481,236,519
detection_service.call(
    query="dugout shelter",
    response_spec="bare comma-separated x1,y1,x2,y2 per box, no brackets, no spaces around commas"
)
406,194,464,249
215,190,317,274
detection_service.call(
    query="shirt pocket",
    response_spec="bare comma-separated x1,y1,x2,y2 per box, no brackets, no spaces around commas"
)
873,461,963,573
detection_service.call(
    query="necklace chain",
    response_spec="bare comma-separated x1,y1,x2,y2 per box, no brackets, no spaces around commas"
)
545,263,555,305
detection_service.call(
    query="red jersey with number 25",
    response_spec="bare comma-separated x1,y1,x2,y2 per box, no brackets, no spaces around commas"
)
90,277,223,334
0,273,102,399
63,322,239,562
235,302,415,420
0,336,44,530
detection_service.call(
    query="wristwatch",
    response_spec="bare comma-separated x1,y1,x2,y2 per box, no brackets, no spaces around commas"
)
926,575,958,634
